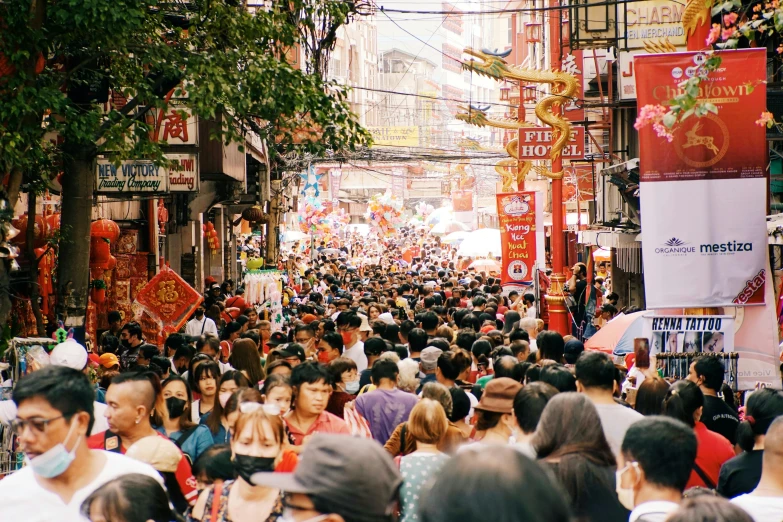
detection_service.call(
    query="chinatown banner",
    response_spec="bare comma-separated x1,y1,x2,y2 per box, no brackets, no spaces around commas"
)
496,191,544,288
635,49,767,308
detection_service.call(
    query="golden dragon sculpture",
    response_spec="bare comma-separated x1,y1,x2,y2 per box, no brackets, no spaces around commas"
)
455,105,545,191
682,0,713,38
462,48,579,180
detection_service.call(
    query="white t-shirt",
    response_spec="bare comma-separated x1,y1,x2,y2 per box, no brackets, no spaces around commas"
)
731,494,783,522
0,400,108,436
343,341,368,372
185,316,218,337
593,401,644,456
0,450,163,522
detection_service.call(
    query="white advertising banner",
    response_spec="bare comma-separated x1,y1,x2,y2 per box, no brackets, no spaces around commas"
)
640,178,768,308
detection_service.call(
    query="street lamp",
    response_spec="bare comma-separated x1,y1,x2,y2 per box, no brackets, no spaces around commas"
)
525,22,542,43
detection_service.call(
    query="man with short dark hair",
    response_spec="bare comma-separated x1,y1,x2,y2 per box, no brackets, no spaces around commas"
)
407,328,428,362
355,360,418,444
419,311,439,337
0,367,162,520
576,351,643,455
294,323,317,358
336,312,367,372
317,332,343,364
118,321,144,371
360,337,387,388
732,416,783,518
250,434,401,522
687,356,739,444
284,362,350,445
100,310,124,348
512,381,558,457
618,417,698,520
523,294,537,318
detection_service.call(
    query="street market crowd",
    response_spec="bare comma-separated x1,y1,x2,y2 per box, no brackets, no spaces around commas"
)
0,229,781,522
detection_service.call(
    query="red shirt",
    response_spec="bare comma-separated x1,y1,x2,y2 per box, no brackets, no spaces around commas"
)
686,421,735,489
87,430,199,505
284,411,351,445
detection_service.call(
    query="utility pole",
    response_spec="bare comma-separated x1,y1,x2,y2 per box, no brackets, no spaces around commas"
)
544,0,571,337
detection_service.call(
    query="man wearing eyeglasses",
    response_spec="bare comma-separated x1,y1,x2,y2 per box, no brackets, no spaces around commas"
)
0,366,162,521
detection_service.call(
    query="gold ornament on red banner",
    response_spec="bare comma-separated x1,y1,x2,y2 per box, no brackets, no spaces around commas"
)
133,267,203,334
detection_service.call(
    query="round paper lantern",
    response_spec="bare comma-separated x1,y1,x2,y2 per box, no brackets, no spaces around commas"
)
247,258,264,270
106,255,117,271
11,214,47,248
45,213,60,238
91,218,120,243
242,206,266,223
90,237,112,269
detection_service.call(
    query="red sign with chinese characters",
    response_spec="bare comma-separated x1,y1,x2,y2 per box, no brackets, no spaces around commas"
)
561,50,585,122
497,192,537,288
134,267,203,334
518,126,585,160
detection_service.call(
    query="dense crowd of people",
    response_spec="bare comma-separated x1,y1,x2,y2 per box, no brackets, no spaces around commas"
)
0,238,780,522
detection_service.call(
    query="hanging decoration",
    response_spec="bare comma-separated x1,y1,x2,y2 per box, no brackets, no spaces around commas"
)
157,199,168,235
365,190,405,237
299,164,323,198
297,197,349,242
89,218,120,270
133,266,204,336
203,222,219,254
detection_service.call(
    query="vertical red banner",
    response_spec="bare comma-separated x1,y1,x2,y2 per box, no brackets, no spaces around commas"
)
497,192,538,287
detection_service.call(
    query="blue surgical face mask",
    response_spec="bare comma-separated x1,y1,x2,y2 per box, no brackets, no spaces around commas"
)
26,418,81,479
344,380,360,394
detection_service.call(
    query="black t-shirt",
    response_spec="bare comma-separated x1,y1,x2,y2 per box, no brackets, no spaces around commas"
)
572,279,588,323
701,395,740,444
717,450,763,499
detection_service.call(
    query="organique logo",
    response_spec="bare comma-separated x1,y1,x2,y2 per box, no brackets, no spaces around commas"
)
655,238,695,256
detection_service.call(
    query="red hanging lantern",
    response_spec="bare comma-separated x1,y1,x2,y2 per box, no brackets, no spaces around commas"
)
157,199,169,234
241,205,265,223
90,237,112,269
45,213,61,238
91,218,120,243
106,255,117,271
11,214,47,248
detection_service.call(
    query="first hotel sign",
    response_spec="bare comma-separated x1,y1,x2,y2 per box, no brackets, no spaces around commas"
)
96,159,168,193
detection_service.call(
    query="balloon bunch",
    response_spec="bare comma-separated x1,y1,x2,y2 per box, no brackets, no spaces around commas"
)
297,197,349,241
365,190,404,237
203,222,219,253
415,201,434,219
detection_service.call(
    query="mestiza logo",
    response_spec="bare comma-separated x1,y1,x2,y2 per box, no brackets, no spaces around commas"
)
699,240,752,254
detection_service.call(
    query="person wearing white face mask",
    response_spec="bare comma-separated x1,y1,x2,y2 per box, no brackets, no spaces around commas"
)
325,357,359,419
617,417,698,522
0,366,162,522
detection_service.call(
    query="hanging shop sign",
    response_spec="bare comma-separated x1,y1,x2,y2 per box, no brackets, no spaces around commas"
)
635,49,768,308
623,0,686,49
564,164,595,202
496,191,544,288
367,126,420,147
391,168,405,200
96,159,168,193
518,126,585,160
167,154,199,192
642,315,735,354
148,105,198,146
561,50,585,122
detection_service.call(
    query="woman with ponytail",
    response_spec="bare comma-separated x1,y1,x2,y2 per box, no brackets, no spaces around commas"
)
663,380,735,490
718,388,783,498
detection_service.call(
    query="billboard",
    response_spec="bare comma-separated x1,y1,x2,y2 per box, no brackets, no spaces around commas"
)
518,126,585,160
623,0,686,49
635,49,768,308
496,191,544,288
367,127,420,147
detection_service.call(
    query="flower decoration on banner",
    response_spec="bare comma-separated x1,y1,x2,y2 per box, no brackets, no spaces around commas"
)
299,165,323,198
133,266,203,335
297,197,349,241
203,222,219,254
365,190,405,237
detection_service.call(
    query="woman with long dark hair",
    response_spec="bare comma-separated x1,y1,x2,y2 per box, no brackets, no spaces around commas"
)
532,393,628,522
662,380,735,490
153,375,214,463
228,339,265,387
81,474,184,522
204,371,251,444
718,388,783,498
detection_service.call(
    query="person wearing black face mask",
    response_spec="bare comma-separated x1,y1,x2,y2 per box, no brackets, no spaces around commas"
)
189,405,294,522
118,322,144,371
153,375,215,463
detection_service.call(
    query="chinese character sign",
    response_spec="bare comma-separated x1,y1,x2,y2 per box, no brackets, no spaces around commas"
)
134,267,203,334
497,191,543,288
561,51,585,122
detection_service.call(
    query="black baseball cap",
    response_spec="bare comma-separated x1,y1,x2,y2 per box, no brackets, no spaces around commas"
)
267,332,288,347
251,434,401,521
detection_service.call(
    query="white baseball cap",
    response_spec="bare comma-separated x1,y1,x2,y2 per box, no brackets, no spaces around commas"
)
49,339,88,370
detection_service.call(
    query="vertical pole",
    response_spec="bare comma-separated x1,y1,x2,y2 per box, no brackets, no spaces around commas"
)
545,0,570,337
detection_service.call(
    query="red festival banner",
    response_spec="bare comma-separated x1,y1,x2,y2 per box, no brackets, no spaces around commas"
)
497,191,543,288
635,49,768,308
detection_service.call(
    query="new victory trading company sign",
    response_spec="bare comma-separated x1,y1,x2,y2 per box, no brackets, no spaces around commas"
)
635,49,768,308
518,126,585,161
96,159,167,193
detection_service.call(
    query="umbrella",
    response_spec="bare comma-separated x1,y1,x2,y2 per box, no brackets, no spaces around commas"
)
469,259,501,273
442,231,469,244
281,230,308,243
425,207,453,226
457,228,502,258
430,220,469,236
584,311,647,355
